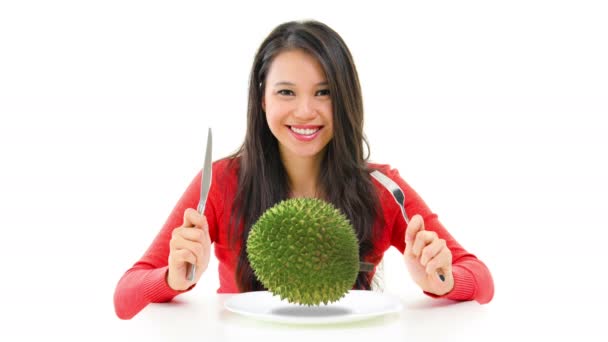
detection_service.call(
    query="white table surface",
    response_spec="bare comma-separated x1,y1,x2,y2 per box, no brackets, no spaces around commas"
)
105,289,600,342
3,248,604,341
123,291,481,341
3,260,605,342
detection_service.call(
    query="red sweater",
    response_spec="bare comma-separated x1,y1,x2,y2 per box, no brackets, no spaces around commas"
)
114,158,494,319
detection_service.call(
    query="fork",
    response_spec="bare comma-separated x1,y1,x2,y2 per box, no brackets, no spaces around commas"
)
370,170,445,282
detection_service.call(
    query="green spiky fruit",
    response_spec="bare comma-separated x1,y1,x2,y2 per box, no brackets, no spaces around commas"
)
246,198,359,305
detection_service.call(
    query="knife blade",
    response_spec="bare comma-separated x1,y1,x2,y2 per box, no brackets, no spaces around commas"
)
187,127,213,281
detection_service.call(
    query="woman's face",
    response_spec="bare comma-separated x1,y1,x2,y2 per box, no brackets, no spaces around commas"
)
263,49,333,161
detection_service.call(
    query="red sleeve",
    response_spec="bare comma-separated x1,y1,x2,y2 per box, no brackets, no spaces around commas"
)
113,165,220,319
382,166,494,304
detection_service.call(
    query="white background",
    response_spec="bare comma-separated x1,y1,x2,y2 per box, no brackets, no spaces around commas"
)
1,0,607,340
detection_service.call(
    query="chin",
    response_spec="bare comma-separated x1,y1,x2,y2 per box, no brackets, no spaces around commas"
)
297,144,331,158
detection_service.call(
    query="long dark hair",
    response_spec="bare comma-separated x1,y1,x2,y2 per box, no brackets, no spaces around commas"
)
228,20,381,291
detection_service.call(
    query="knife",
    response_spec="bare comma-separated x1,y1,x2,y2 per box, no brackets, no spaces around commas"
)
187,127,213,281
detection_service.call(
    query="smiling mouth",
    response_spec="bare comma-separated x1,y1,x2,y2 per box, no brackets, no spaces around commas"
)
287,125,323,136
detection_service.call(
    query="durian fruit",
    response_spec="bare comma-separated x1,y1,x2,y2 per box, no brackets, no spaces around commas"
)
247,198,359,305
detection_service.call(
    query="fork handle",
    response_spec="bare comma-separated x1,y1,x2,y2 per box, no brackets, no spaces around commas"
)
187,264,196,281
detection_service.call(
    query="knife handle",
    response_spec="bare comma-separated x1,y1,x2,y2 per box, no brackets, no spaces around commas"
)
186,204,205,282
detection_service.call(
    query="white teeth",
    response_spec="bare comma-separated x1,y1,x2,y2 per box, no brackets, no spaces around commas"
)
290,126,319,135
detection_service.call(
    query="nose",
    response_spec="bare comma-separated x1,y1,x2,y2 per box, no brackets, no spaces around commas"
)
293,96,317,121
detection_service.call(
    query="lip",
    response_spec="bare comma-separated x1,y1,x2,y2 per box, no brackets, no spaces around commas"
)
289,124,323,130
286,125,323,142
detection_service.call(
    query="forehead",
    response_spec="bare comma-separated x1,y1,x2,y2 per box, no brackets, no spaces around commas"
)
266,49,327,84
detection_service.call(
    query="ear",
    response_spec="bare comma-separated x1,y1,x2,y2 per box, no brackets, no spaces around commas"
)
261,94,266,112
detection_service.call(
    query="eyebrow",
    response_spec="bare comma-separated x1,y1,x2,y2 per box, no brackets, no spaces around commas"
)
273,81,329,87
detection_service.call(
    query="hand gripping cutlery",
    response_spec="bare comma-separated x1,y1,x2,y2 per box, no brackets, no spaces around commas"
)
187,127,213,281
370,170,445,282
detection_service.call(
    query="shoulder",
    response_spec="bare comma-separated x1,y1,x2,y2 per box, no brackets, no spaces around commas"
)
367,162,392,174
367,161,434,219
367,161,418,206
367,162,405,186
211,156,240,188
204,156,240,217
366,161,406,204
212,156,240,175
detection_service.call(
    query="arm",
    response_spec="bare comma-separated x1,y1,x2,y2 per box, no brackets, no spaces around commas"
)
113,170,217,319
387,167,494,304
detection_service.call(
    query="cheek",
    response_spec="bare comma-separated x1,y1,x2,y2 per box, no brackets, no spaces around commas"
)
265,102,290,124
268,99,292,113
322,104,333,125
265,110,284,134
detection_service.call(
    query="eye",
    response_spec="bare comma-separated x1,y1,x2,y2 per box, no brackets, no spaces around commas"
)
277,89,294,96
316,89,330,96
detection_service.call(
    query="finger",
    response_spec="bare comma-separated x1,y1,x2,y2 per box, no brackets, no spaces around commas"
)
412,230,438,258
198,216,211,249
404,214,424,255
171,235,205,260
201,223,211,247
420,238,446,266
183,208,205,228
173,248,197,266
425,248,452,278
172,226,205,243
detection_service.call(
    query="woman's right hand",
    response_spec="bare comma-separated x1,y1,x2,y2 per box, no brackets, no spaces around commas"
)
166,208,211,291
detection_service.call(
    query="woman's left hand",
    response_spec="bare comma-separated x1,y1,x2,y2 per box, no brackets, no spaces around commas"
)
403,214,454,296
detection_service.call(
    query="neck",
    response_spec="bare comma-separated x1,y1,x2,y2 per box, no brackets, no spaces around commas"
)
280,150,324,198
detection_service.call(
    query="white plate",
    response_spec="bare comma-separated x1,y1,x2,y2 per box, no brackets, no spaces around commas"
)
224,290,403,325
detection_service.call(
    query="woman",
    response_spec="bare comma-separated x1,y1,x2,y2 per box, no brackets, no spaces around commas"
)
114,20,494,320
